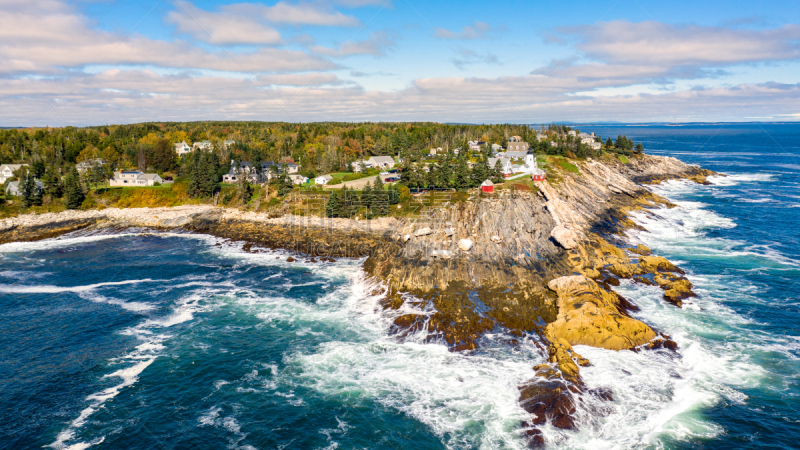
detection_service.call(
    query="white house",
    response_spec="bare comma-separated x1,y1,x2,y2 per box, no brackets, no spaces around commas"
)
536,134,548,142
285,163,299,174
174,141,192,156
368,156,395,170
223,140,235,149
468,140,486,152
487,158,513,176
504,151,528,160
289,174,308,185
491,143,503,152
193,140,213,151
567,130,577,137
430,147,443,156
0,164,28,184
315,174,334,185
109,170,163,186
223,161,259,183
507,136,530,152
511,154,543,176
588,141,602,150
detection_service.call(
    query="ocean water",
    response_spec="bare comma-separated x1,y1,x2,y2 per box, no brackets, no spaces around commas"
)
1,123,799,449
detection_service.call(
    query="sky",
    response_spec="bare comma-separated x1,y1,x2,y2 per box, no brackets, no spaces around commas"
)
1,0,800,126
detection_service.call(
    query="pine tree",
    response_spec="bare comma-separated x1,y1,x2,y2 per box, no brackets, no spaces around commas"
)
492,159,504,183
371,178,388,216
64,168,85,209
20,174,37,207
188,152,201,196
42,167,63,198
326,190,340,218
453,157,470,191
387,184,400,205
361,184,374,218
470,158,487,188
605,137,613,148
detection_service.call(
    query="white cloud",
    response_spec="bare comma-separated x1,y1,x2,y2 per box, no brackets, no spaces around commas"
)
166,1,283,45
259,1,360,26
0,0,332,74
551,21,800,73
435,21,492,40
311,31,394,57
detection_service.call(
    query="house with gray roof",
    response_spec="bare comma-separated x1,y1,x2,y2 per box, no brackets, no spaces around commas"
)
0,164,28,184
109,170,162,186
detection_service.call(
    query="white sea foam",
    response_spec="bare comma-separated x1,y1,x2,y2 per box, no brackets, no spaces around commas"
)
0,278,164,294
0,233,140,253
49,280,220,449
563,176,786,448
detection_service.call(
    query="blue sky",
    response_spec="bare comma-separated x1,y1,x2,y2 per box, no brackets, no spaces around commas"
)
1,0,799,125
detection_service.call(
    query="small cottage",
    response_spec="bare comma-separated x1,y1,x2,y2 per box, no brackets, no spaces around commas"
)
481,179,494,193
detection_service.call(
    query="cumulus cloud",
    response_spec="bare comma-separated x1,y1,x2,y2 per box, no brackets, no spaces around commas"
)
259,1,361,26
435,21,492,40
166,1,283,45
0,0,332,74
311,31,394,57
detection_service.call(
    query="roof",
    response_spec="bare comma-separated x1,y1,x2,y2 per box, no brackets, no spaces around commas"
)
138,173,161,180
369,156,394,164
318,174,333,180
1,164,27,171
481,179,493,186
504,151,528,159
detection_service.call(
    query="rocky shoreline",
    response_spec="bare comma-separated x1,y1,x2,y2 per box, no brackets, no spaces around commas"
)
0,153,716,448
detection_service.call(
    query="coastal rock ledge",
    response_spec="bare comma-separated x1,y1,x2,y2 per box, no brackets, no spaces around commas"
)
0,153,712,448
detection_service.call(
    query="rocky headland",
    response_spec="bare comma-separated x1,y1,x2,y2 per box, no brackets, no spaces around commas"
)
0,153,715,448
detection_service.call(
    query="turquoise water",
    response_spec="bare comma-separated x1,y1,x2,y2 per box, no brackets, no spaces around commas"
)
1,123,799,449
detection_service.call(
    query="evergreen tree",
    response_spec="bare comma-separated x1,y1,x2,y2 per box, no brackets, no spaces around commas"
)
238,174,253,202
387,184,400,205
491,159,504,183
635,143,644,154
188,152,201,196
20,174,41,207
64,168,85,209
470,159,487,188
605,137,613,148
338,187,354,218
371,178,388,216
42,167,63,198
326,190,340,218
361,184,374,218
453,157,470,191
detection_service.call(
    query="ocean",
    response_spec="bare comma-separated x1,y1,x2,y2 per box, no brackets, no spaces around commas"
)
1,123,799,449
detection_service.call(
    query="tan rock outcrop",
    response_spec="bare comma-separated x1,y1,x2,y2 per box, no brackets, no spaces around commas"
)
545,275,657,350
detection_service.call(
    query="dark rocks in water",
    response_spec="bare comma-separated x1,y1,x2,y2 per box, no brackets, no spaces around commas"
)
523,427,545,448
589,387,614,402
242,242,252,252
286,257,296,262
638,334,679,352
215,242,221,246
309,258,317,263
519,376,578,430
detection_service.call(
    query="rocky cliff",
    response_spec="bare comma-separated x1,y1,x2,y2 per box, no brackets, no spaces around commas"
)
362,153,713,446
0,153,714,448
